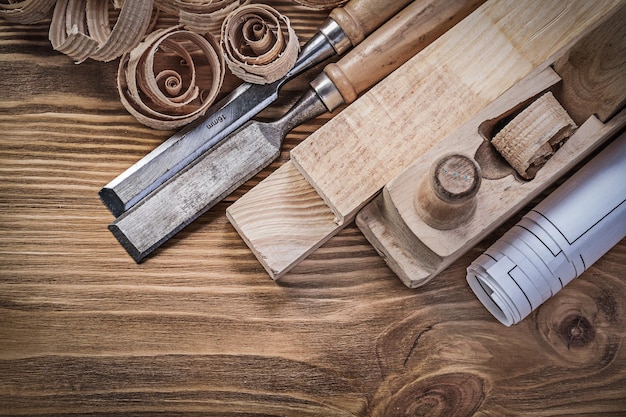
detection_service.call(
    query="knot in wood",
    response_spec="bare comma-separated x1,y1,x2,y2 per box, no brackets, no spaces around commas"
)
559,314,595,349
380,372,486,417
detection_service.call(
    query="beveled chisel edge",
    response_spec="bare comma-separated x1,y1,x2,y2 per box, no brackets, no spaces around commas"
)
108,121,283,263
108,223,146,263
99,188,126,217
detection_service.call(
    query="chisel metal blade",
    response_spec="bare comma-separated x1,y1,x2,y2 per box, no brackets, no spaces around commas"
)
100,81,281,216
109,89,327,262
100,31,338,217
100,0,414,217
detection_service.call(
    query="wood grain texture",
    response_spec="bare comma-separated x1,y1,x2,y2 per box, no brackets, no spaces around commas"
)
1,2,626,416
226,161,340,279
291,0,624,223
552,3,626,125
228,0,623,280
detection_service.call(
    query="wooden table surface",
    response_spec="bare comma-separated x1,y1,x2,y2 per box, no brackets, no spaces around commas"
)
1,2,625,416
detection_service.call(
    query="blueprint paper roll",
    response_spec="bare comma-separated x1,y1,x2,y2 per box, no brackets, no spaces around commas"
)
467,133,626,326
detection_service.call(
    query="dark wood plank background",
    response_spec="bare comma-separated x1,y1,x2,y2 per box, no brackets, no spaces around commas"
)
1,2,625,415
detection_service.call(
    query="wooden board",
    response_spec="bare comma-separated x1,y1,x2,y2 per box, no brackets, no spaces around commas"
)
227,0,624,280
226,160,340,279
290,0,623,223
552,3,626,125
2,2,626,415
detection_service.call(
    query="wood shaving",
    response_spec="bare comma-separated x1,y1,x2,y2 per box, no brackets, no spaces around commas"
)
0,0,55,24
221,4,299,84
48,0,154,63
117,26,225,130
2,0,304,128
155,0,244,37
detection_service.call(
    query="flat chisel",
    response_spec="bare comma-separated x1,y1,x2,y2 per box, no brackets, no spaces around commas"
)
110,0,485,262
100,0,412,216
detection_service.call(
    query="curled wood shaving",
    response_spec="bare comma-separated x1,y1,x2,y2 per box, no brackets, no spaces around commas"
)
0,0,55,24
117,26,225,130
291,0,347,10
49,0,154,63
221,4,299,84
155,0,243,37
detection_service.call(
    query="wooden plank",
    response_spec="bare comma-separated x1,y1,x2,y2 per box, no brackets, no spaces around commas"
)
226,161,339,279
2,3,626,416
291,0,624,223
227,0,624,279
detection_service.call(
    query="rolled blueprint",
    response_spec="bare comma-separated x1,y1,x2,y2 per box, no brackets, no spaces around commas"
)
467,133,626,326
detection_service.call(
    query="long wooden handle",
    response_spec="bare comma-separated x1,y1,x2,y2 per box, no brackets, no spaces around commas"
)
329,0,412,46
326,0,486,104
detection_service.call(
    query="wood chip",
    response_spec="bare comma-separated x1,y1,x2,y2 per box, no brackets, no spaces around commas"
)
48,0,154,63
221,4,299,84
491,92,577,180
0,0,55,24
117,26,225,130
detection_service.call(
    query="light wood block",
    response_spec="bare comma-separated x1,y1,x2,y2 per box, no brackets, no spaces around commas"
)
227,0,623,280
291,0,623,223
226,161,339,279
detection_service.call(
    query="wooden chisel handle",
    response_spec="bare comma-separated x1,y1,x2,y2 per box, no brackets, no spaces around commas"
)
324,0,486,106
329,0,412,46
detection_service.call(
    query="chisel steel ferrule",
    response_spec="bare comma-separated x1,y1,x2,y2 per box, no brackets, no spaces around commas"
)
319,18,353,55
310,72,345,112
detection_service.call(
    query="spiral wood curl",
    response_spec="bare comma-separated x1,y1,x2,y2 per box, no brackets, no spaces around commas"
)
221,4,299,84
117,26,225,130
